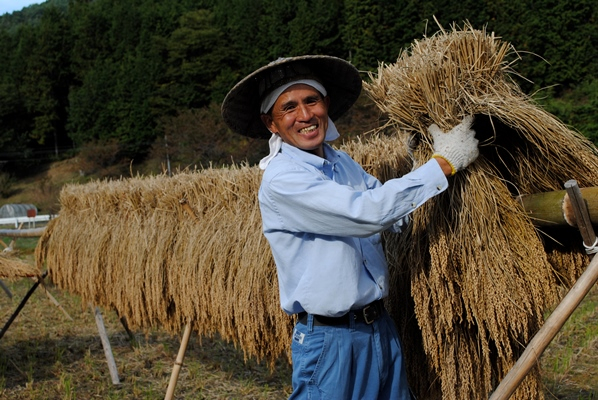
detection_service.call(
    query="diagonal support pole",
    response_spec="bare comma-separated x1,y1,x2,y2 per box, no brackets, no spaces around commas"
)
164,323,192,400
0,279,12,299
92,305,121,385
0,272,47,340
490,180,598,399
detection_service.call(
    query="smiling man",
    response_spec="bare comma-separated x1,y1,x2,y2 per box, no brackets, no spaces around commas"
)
221,55,479,400
261,83,330,157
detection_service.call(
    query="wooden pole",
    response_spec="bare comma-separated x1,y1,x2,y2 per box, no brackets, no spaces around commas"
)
564,180,597,246
92,305,121,385
0,227,46,237
0,279,12,299
490,180,598,399
117,313,139,348
39,280,73,321
0,273,45,340
164,323,192,400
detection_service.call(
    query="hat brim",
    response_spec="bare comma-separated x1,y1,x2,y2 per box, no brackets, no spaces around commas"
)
221,55,362,139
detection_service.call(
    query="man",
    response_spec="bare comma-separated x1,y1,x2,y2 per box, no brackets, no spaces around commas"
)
221,55,478,399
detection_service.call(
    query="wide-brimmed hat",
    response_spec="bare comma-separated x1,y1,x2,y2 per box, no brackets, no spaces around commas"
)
221,55,362,139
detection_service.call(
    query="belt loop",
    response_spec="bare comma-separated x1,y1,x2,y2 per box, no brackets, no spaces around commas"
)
307,314,315,332
348,311,356,330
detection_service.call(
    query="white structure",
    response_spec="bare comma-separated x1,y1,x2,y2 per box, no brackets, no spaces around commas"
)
0,204,37,219
0,204,55,228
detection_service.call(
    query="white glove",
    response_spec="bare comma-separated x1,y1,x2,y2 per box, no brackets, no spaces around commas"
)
429,115,479,175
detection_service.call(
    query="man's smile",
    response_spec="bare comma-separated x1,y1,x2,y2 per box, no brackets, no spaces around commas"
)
299,124,318,134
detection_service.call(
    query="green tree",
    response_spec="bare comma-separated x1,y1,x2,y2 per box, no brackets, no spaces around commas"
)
153,9,236,113
68,0,192,158
21,6,72,157
212,0,264,72
341,0,410,70
288,0,344,56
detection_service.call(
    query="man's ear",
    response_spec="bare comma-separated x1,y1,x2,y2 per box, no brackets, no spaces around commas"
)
260,114,276,134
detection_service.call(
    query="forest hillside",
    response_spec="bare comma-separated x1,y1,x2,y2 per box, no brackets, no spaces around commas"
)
0,0,596,190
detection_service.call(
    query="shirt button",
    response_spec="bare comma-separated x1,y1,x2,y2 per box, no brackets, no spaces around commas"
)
411,202,416,208
437,185,442,190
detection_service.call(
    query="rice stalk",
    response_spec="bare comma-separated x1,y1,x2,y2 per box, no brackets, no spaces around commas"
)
364,22,598,399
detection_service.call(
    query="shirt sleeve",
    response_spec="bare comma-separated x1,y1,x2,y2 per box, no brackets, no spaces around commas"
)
260,158,448,238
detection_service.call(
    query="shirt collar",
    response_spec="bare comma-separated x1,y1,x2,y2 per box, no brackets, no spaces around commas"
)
280,142,339,169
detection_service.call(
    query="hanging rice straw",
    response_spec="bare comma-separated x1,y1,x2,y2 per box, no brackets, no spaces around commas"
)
0,254,40,280
364,21,598,399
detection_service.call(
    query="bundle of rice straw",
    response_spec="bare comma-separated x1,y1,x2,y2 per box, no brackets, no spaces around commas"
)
364,22,598,399
0,254,40,280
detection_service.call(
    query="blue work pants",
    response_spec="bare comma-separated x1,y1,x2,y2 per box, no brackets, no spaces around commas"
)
289,311,411,399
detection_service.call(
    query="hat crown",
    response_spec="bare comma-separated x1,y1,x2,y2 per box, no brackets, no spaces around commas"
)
258,60,316,98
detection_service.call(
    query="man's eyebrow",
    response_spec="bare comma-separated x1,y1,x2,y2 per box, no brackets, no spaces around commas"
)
278,98,298,109
278,93,322,110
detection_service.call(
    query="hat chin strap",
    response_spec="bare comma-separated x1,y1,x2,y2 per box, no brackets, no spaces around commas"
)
259,117,340,170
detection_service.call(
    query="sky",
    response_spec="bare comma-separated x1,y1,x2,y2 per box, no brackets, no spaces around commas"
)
0,0,42,15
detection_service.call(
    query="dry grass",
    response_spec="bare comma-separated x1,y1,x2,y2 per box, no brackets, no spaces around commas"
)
364,22,598,399
0,254,40,280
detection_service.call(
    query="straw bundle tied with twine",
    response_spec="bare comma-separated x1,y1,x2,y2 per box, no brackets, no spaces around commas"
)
364,22,598,399
34,22,598,400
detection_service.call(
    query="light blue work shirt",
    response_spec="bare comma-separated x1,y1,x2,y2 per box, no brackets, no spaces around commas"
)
258,142,448,317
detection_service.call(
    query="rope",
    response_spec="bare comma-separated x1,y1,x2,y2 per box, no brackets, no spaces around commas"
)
583,236,598,255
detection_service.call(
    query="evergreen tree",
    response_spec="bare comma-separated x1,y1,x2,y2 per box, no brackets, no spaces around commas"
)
153,8,236,113
288,0,344,57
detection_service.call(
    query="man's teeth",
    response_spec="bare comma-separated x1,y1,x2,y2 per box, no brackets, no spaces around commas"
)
299,125,317,133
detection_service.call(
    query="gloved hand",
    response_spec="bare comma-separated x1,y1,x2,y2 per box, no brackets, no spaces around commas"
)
429,115,479,175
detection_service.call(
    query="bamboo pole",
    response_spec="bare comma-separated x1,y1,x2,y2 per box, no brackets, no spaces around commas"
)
40,281,73,321
164,324,192,400
518,186,598,227
0,227,46,237
490,180,598,399
92,305,121,385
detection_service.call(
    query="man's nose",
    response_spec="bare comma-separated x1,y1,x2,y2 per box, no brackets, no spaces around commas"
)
297,104,312,120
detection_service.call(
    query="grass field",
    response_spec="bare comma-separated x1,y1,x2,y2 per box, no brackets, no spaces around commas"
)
0,237,596,400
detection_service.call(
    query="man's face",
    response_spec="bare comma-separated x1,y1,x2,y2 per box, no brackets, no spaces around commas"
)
261,84,330,157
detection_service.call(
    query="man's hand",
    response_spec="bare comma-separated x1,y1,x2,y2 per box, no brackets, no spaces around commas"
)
429,116,479,176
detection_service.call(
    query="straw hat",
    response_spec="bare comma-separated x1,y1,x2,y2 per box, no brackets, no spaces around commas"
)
221,55,362,139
